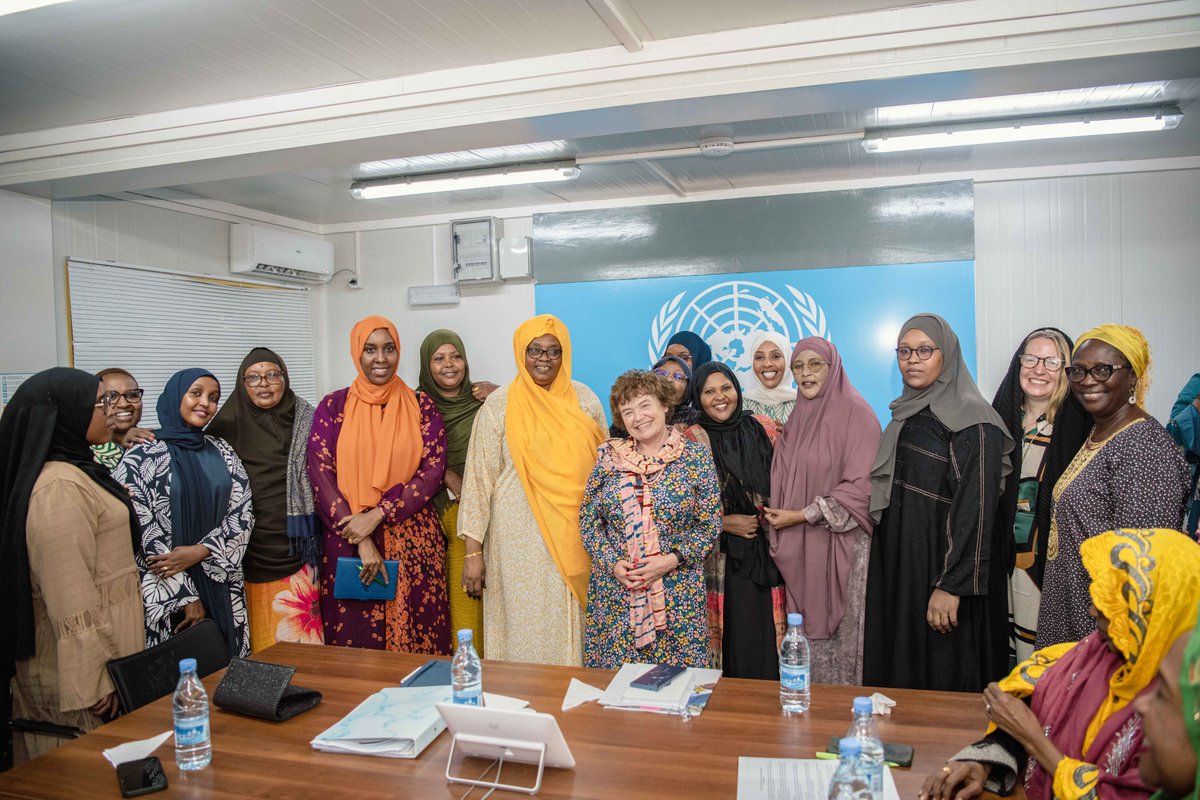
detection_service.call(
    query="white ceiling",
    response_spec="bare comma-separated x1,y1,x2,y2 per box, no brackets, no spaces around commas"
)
1,0,1198,229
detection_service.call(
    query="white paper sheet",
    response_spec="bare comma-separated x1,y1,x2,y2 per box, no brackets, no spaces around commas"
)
561,678,605,711
102,730,173,768
736,758,900,800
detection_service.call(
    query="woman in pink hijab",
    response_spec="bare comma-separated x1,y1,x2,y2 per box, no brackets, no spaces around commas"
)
763,337,881,685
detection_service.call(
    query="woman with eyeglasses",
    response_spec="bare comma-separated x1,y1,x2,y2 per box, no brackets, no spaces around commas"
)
306,317,450,654
662,331,713,373
90,369,155,469
989,329,1091,663
207,348,323,654
113,369,254,657
1035,324,1190,650
608,355,700,437
0,369,144,764
762,338,881,685
863,314,1015,692
458,315,606,666
742,331,797,424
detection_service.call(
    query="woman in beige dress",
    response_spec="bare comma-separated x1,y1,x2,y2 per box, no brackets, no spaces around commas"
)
0,368,144,765
458,315,606,666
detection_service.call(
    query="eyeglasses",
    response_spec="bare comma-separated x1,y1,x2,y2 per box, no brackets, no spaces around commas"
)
896,346,940,361
100,389,144,406
525,346,563,360
653,369,687,382
243,371,286,387
1065,363,1130,383
1018,354,1064,371
790,359,828,374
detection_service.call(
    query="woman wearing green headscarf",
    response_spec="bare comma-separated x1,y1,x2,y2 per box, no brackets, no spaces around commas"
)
418,330,497,650
1136,604,1200,800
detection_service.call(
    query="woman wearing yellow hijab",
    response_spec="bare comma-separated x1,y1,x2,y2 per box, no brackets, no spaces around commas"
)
1037,324,1190,649
922,527,1200,800
458,315,606,666
306,316,451,653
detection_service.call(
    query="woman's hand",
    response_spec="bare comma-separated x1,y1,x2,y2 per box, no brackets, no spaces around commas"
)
762,506,806,529
613,559,640,590
982,683,1064,774
461,539,485,599
723,514,759,539
919,760,989,800
444,469,464,497
471,382,499,402
628,553,680,587
147,544,208,580
337,507,384,545
357,538,386,587
89,691,120,719
174,599,206,634
123,427,156,446
927,588,960,633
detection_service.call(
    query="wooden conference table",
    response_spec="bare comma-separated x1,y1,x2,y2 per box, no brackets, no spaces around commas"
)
0,643,992,799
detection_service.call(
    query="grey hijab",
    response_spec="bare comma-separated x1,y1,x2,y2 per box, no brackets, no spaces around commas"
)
868,313,1014,521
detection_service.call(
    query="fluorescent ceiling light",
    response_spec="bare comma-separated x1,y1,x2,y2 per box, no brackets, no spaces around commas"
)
356,141,569,178
351,161,580,199
0,0,76,15
874,82,1168,126
862,106,1181,153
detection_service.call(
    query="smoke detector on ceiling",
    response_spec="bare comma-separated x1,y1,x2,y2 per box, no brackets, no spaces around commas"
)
698,137,735,158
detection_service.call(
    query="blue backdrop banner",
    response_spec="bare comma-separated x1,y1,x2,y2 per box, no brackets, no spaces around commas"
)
535,260,976,424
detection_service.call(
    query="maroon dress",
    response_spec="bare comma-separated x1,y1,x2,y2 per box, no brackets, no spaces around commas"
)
307,388,451,653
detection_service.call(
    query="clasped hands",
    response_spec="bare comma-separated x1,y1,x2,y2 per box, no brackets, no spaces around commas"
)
613,553,679,590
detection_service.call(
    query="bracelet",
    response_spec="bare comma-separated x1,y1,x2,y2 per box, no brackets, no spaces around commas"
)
464,551,483,560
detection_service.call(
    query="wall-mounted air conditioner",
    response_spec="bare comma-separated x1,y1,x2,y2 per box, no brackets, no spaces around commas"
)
230,224,334,285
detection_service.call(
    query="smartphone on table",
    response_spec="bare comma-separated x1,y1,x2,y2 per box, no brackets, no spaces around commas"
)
116,756,168,797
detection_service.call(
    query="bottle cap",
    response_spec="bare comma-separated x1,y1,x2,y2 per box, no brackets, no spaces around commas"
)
178,658,197,673
839,737,862,757
853,696,873,715
786,612,803,627
457,629,473,643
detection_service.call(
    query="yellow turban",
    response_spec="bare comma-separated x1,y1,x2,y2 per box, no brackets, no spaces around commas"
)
1074,324,1152,406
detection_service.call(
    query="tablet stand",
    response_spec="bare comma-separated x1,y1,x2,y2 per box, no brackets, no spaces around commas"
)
445,732,548,795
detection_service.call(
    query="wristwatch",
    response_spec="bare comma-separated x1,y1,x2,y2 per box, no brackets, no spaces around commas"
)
669,549,686,568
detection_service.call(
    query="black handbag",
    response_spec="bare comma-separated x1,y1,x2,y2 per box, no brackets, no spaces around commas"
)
212,658,322,722
106,619,230,713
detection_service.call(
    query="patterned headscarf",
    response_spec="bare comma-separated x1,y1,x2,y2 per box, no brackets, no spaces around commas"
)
1074,324,1152,407
1182,608,1200,800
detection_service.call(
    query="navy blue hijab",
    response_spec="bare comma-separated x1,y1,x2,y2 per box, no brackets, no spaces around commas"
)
157,369,237,652
665,331,712,371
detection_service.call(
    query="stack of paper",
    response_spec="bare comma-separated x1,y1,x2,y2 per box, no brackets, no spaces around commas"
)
737,758,900,800
599,663,722,716
311,686,451,758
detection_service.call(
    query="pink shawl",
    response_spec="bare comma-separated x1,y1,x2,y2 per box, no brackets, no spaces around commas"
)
768,338,881,639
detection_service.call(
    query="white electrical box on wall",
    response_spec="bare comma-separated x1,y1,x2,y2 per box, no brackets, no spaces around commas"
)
498,236,533,280
451,217,500,283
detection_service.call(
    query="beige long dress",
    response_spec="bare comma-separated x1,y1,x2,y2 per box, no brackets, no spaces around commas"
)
11,462,145,762
457,382,605,667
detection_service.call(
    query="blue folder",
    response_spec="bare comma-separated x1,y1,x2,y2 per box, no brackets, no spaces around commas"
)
400,659,452,688
332,556,399,601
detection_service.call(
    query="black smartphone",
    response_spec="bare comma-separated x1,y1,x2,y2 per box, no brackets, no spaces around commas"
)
116,756,168,798
827,735,915,768
630,663,687,691
169,608,186,632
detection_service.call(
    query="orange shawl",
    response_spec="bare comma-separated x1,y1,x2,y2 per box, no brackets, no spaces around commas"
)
505,315,605,607
335,316,422,512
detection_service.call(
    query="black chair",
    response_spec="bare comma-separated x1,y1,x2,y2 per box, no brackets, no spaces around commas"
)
106,619,230,714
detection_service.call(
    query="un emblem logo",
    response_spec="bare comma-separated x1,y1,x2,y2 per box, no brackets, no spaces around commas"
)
647,281,831,373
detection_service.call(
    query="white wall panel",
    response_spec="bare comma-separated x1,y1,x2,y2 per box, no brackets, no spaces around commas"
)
0,189,55,373
975,169,1199,422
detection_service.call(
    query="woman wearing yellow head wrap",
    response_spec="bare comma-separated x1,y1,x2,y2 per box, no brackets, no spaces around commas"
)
1037,325,1190,649
922,527,1200,800
457,315,606,666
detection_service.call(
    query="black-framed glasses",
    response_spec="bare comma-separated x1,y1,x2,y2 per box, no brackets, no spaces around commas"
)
896,346,940,361
1018,354,1064,372
653,368,687,382
525,346,563,360
243,371,285,387
791,359,828,374
1065,363,1129,383
100,389,144,406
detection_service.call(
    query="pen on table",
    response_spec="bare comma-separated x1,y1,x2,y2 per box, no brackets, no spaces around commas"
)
400,664,422,685
815,751,900,767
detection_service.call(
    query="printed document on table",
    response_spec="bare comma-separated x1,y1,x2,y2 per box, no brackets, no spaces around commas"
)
737,758,900,800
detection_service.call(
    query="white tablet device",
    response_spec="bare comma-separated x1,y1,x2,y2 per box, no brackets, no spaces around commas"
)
435,702,575,769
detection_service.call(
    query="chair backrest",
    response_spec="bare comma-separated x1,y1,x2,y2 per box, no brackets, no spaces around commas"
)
107,619,230,713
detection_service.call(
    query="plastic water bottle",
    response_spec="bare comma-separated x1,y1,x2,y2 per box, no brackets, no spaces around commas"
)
847,696,884,798
173,658,212,770
451,629,483,706
828,737,872,800
779,612,811,713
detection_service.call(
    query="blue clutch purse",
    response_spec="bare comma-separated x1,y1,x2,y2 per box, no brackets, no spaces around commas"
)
333,557,399,601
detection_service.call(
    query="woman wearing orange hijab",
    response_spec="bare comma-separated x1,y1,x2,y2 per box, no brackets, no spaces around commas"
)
457,315,606,666
306,316,451,653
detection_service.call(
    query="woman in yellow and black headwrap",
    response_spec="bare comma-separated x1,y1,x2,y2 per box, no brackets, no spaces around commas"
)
1036,324,1190,648
456,315,606,666
922,527,1200,800
1134,600,1200,800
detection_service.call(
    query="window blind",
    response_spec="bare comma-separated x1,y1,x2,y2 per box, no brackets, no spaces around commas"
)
67,258,317,428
